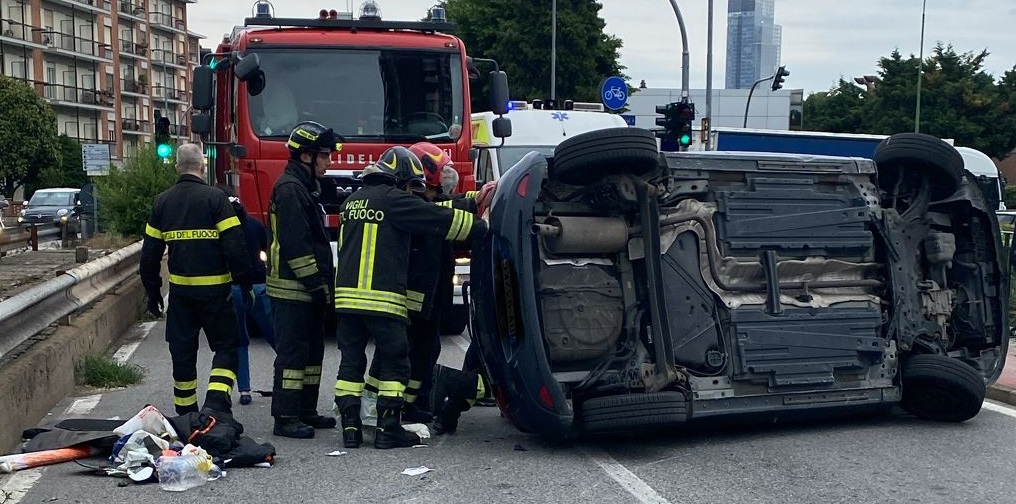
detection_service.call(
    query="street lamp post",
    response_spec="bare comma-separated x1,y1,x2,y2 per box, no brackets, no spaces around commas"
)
704,0,713,149
666,0,691,101
914,0,927,133
743,75,775,128
551,0,556,101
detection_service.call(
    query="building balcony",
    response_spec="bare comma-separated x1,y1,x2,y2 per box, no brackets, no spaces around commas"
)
45,0,112,15
118,39,148,58
121,118,151,134
0,20,46,49
36,81,115,110
39,31,113,62
151,48,187,68
149,11,186,33
152,84,188,104
120,77,148,96
117,1,147,22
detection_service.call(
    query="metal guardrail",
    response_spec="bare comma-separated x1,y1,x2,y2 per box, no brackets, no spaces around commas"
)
0,227,61,254
0,241,142,360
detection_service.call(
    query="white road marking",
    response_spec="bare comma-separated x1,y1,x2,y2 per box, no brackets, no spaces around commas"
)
452,335,471,353
581,447,673,504
982,400,1016,418
111,321,155,365
64,394,102,417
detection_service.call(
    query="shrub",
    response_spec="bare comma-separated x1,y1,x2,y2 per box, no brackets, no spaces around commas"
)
96,145,176,238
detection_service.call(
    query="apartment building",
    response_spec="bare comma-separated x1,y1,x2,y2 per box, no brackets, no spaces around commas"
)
0,0,202,161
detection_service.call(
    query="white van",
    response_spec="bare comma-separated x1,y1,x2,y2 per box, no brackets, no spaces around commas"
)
955,146,1006,210
471,105,629,183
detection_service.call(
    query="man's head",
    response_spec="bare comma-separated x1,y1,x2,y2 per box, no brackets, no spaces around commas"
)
287,121,340,178
176,143,205,177
361,146,426,193
440,165,459,196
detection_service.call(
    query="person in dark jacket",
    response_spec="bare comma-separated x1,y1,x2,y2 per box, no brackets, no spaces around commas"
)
220,188,275,406
139,143,252,416
332,146,488,450
266,121,339,439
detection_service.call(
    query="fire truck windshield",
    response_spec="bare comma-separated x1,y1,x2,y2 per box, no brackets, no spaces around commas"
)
247,48,464,143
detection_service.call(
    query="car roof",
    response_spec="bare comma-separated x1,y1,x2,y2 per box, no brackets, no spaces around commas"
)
34,188,79,192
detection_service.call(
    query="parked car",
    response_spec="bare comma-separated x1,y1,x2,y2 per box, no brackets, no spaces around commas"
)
19,188,80,228
470,129,1009,440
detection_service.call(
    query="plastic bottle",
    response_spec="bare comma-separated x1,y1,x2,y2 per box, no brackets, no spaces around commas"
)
156,454,212,492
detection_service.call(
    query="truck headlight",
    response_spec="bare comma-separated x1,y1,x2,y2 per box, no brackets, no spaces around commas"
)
57,208,69,217
453,274,460,285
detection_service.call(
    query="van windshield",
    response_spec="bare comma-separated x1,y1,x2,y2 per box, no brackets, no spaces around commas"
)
498,146,555,173
29,192,74,206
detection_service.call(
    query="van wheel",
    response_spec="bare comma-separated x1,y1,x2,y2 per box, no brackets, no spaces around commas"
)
873,133,963,200
900,354,985,422
551,127,660,185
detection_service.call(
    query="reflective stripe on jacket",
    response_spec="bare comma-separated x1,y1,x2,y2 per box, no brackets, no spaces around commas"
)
139,174,249,296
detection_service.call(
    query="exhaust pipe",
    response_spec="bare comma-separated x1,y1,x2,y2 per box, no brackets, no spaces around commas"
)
532,216,628,254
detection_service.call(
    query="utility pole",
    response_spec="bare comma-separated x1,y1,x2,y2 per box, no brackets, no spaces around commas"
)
551,0,556,101
705,0,713,149
666,0,690,101
914,0,927,133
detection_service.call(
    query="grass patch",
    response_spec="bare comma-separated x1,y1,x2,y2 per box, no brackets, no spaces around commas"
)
83,232,136,250
78,354,145,388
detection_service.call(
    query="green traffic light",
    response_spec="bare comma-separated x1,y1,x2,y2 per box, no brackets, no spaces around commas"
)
157,144,173,158
680,134,691,145
209,58,218,69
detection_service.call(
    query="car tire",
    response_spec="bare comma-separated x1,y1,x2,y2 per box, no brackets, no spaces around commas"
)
900,354,986,422
873,132,963,201
579,391,688,433
551,127,660,186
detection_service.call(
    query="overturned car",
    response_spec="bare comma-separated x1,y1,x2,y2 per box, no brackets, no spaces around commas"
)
470,128,1009,440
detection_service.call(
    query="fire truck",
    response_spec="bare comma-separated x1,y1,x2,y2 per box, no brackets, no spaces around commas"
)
189,1,511,334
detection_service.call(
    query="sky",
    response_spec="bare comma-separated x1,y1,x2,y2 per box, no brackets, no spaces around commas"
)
187,0,1016,96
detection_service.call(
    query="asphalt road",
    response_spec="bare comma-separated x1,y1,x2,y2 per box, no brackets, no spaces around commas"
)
4,319,1016,504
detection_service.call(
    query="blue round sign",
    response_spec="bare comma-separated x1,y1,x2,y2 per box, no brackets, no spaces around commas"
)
600,76,628,111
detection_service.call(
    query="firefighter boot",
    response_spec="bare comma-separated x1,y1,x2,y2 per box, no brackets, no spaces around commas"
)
401,402,433,424
430,365,481,435
339,405,362,448
375,400,421,449
273,416,315,439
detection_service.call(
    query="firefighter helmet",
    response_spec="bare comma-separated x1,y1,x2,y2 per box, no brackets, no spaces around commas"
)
409,142,451,188
287,121,341,155
362,146,426,191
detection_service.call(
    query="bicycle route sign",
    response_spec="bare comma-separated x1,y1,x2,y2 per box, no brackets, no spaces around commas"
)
599,75,628,111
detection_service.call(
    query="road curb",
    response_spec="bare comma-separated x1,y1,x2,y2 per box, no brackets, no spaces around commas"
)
0,276,144,453
987,383,1016,407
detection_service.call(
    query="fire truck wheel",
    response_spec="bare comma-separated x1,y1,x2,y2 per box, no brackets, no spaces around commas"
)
873,132,963,201
551,127,660,186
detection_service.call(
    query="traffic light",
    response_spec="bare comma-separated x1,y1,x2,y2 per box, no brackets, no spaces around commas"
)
771,65,789,91
655,101,695,151
155,114,172,159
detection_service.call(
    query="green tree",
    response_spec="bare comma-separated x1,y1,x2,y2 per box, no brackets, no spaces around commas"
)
26,135,90,197
0,76,60,198
803,45,1016,160
439,0,627,111
96,145,177,238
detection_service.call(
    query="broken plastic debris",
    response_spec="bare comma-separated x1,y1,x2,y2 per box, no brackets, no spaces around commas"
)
403,423,430,439
401,466,431,476
327,451,348,457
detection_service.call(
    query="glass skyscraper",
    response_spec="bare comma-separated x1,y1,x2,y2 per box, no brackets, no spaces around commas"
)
725,0,783,89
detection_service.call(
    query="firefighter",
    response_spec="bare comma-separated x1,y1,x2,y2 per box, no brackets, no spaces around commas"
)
361,143,482,424
333,146,488,450
265,121,340,439
139,142,251,416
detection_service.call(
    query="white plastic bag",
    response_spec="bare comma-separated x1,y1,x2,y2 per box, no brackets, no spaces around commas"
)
114,405,178,439
360,389,378,426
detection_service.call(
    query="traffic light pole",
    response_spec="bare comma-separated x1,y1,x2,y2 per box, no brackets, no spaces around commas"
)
666,0,690,100
742,75,774,128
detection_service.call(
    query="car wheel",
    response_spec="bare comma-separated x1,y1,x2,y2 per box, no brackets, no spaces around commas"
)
579,391,688,434
873,132,963,201
900,354,986,422
551,127,660,186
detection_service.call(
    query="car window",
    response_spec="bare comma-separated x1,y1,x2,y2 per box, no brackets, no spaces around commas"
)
29,191,75,206
476,148,494,183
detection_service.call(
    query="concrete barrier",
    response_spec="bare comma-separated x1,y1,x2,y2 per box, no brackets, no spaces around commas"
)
0,275,144,452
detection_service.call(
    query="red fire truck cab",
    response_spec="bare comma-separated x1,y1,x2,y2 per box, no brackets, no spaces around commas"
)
189,2,511,334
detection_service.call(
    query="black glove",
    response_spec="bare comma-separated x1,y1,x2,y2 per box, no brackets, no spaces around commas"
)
309,286,330,307
146,289,164,318
240,283,255,310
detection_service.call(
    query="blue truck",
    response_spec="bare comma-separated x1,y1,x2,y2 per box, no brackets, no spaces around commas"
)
708,127,1006,210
